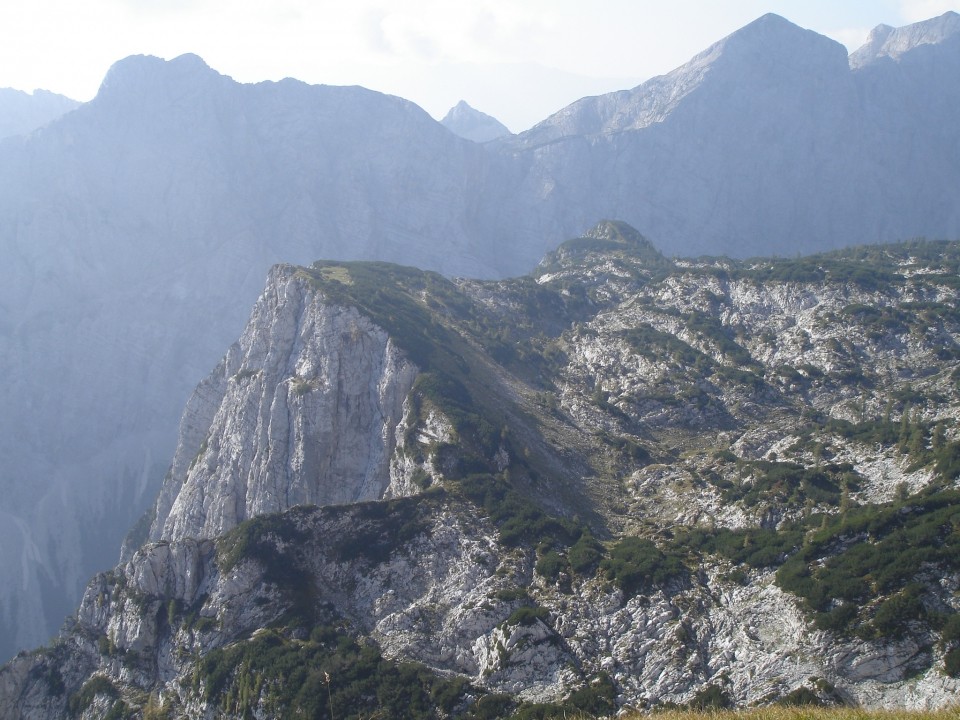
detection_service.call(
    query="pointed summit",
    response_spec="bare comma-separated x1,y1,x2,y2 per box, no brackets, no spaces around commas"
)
700,12,848,73
514,12,848,143
850,11,960,67
440,100,511,142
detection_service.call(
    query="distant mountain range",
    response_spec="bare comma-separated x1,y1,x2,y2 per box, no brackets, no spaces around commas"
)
0,88,78,140
497,11,960,259
0,11,959,662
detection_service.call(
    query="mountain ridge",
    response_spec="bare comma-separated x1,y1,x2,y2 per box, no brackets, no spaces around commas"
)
0,87,79,140
850,11,960,67
508,13,849,143
2,224,959,716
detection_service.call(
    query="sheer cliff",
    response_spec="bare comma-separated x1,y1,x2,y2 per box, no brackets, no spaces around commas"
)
0,53,490,661
147,265,420,543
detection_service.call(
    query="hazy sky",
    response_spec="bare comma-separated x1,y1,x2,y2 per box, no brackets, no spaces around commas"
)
2,0,959,131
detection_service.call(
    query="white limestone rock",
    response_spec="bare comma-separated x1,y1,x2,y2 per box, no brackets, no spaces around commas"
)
150,265,421,542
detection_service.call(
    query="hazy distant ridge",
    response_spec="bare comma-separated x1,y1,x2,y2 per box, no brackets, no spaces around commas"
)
0,87,79,139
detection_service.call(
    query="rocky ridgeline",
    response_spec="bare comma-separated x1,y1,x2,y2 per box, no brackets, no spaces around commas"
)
2,222,959,718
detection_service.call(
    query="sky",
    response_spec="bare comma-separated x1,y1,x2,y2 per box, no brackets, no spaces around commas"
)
2,0,960,132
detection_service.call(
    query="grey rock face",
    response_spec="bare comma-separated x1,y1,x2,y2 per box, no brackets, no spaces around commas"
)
3,500,957,718
0,54,486,659
150,265,420,542
850,11,960,67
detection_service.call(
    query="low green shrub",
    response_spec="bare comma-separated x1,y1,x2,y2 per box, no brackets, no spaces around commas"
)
194,624,474,719
68,675,119,714
601,537,685,597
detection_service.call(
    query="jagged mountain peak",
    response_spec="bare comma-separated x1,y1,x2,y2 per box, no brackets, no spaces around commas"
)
850,11,960,67
723,12,806,41
440,99,511,142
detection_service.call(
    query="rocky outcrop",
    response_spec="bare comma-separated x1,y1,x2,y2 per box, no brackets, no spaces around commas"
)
3,498,957,718
149,265,421,543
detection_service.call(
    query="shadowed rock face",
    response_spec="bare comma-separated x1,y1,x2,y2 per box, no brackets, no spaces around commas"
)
2,11,960,662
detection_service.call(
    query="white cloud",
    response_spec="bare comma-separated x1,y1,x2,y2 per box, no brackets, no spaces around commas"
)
831,26,877,52
898,0,960,22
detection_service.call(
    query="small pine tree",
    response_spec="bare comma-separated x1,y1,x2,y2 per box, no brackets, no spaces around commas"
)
898,403,912,452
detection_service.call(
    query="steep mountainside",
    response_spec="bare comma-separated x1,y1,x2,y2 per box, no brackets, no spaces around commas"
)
3,10,960,665
0,88,79,140
3,222,959,718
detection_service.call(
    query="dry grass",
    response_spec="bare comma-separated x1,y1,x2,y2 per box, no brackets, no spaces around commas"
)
618,709,960,720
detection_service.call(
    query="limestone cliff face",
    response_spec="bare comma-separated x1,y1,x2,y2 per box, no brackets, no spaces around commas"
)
148,265,421,543
0,54,486,659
